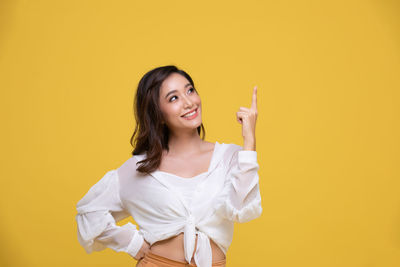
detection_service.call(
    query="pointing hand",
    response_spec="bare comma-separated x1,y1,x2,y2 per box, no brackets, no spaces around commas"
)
236,86,258,151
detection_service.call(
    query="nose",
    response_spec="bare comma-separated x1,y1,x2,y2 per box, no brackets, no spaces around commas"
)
183,95,194,108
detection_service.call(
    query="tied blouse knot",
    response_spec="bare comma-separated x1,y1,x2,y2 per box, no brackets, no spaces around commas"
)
75,142,262,267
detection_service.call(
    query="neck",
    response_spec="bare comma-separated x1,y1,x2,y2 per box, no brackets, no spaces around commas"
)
166,129,204,156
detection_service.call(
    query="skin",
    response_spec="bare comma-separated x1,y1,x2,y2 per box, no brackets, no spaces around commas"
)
133,73,258,263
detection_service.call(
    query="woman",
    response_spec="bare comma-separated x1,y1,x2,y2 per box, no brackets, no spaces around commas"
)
75,65,262,267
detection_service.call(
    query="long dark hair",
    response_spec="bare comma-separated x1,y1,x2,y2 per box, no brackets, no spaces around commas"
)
130,65,206,175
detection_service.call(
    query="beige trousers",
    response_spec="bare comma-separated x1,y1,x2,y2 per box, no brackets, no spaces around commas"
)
136,251,226,267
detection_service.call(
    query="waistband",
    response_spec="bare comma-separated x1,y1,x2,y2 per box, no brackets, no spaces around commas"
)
142,251,226,267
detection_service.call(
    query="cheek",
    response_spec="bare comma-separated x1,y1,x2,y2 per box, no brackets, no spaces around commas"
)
193,94,201,104
163,104,182,119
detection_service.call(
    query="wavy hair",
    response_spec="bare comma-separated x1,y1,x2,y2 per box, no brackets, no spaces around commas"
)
130,65,206,175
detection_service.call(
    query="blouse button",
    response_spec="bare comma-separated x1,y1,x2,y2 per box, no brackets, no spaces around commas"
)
187,215,194,225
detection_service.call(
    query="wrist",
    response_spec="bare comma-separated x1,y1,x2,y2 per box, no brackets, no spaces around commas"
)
243,138,256,151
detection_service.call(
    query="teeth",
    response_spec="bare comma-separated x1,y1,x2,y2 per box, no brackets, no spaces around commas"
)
183,110,196,117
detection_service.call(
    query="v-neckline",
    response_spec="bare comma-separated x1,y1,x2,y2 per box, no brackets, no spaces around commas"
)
154,141,219,179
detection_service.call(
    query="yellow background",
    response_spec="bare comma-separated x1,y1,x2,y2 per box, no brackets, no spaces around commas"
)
1,0,399,266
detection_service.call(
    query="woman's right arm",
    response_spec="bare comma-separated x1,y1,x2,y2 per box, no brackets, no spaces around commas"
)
75,169,148,260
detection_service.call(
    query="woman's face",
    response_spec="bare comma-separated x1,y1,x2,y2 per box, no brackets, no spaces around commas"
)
158,73,202,133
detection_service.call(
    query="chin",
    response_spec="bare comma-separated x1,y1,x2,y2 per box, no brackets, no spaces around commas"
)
181,120,202,130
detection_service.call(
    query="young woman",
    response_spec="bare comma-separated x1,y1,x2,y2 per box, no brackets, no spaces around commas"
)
75,65,262,267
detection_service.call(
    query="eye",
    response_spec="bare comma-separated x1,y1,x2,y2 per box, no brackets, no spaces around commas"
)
168,88,195,102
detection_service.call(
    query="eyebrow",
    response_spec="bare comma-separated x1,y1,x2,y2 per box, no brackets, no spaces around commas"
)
164,83,192,99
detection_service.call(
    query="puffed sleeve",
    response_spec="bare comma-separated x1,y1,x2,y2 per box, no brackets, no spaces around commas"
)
75,169,144,258
215,146,263,223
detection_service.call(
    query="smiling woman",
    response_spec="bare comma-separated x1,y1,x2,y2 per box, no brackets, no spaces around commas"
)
75,65,262,267
131,66,207,175
158,72,202,139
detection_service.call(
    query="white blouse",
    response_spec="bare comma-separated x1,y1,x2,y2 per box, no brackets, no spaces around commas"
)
160,172,208,208
75,141,262,267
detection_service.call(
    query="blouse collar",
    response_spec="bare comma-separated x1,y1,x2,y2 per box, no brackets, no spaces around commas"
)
133,141,224,178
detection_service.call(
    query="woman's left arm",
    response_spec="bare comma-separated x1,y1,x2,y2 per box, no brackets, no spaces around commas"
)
215,86,262,223
233,85,260,206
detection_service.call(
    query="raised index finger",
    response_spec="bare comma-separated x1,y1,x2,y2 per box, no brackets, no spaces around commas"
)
251,85,257,111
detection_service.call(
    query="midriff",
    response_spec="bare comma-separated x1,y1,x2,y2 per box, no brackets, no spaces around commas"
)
149,232,226,264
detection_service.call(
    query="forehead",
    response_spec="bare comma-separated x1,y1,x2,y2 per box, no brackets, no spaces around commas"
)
160,73,190,93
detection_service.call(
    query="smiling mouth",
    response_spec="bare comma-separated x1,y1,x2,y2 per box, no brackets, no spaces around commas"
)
181,108,198,117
